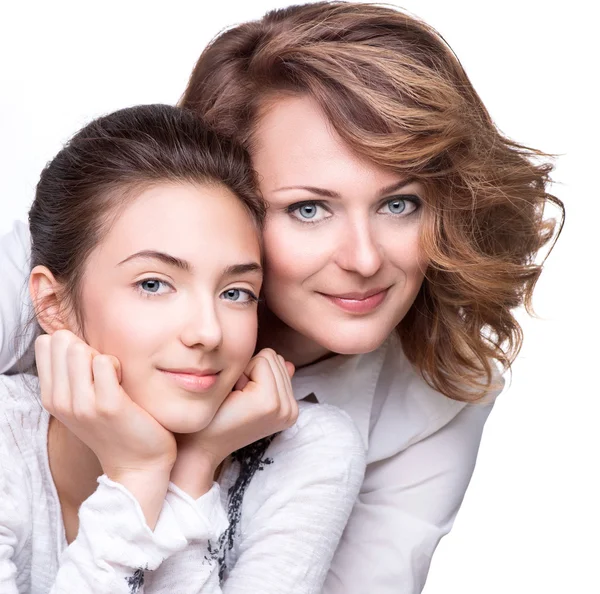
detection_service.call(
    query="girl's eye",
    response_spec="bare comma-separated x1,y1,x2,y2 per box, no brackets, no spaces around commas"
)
287,201,331,222
378,196,421,216
136,279,173,296
220,288,258,304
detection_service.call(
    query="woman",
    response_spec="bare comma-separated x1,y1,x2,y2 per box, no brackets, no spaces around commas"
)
0,2,563,592
0,104,365,593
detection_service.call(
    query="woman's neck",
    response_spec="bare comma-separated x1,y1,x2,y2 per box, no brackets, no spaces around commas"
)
257,305,334,368
47,416,103,511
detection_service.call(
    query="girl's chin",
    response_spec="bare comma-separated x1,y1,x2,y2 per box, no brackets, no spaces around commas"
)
163,419,212,435
148,407,216,435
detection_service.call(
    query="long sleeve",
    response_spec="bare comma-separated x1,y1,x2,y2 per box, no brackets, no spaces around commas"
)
150,403,366,594
0,221,34,374
143,482,229,592
53,476,195,593
0,470,228,593
322,401,494,594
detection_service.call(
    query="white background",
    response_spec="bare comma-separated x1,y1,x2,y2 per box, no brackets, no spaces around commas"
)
1,1,597,592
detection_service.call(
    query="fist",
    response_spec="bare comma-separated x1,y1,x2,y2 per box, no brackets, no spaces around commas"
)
35,330,177,477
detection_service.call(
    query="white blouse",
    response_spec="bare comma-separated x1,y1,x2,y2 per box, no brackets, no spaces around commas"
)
0,221,503,593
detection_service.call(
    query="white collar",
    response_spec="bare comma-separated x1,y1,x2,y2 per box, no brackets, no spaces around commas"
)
291,342,388,449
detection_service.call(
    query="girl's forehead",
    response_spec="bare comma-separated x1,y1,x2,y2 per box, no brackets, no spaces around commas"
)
92,182,261,273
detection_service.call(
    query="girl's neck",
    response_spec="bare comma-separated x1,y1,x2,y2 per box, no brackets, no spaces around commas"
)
47,416,103,511
257,305,334,369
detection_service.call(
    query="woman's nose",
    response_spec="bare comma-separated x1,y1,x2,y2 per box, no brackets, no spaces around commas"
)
335,221,383,278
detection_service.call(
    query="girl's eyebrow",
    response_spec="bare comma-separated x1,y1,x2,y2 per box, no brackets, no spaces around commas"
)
117,251,262,277
272,177,418,199
118,250,192,272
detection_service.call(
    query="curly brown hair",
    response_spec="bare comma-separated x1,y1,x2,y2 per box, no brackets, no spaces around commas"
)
180,1,564,401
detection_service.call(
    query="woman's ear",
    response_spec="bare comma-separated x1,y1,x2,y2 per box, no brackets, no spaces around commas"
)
29,265,72,334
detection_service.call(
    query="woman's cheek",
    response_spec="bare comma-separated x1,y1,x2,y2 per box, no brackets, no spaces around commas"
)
263,218,332,281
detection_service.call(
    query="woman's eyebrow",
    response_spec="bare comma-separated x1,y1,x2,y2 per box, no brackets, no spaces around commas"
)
274,185,339,198
273,178,417,198
377,178,418,197
222,262,263,277
117,250,192,272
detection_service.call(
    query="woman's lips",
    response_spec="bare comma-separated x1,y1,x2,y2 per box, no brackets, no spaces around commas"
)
319,288,389,314
159,369,220,392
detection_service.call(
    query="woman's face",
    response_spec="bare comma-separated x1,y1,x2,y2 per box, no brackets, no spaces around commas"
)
75,182,262,433
252,96,427,355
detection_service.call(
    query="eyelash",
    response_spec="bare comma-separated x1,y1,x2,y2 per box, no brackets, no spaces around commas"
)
135,279,259,305
286,195,422,224
219,288,259,305
135,278,174,297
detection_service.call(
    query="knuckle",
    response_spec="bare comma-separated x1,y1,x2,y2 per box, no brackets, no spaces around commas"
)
35,334,51,349
289,404,299,424
53,329,73,345
67,341,88,360
52,401,71,420
261,396,280,417
93,354,110,368
40,394,53,413
95,399,119,417
260,348,276,359
72,405,94,423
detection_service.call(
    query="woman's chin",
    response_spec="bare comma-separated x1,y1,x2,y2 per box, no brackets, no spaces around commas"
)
315,326,393,356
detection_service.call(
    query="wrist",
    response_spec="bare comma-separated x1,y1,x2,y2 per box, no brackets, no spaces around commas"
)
105,467,172,530
170,449,220,499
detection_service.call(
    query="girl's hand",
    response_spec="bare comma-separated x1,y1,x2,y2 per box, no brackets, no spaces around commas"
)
35,330,177,527
171,348,298,498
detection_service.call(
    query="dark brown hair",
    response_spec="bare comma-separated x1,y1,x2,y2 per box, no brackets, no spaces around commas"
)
29,103,265,325
180,1,564,401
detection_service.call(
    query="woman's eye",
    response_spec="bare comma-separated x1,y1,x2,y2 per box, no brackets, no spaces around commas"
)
137,279,173,296
288,202,330,222
220,288,257,304
378,196,420,216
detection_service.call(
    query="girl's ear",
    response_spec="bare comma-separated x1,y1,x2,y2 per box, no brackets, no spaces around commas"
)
29,265,73,334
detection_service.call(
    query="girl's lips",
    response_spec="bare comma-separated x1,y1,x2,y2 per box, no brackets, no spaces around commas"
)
320,288,389,314
159,369,220,392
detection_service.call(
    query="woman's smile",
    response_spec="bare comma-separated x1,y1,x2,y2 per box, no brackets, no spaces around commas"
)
317,287,390,315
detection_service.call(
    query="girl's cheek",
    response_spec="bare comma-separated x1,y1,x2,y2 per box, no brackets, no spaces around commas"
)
224,314,258,360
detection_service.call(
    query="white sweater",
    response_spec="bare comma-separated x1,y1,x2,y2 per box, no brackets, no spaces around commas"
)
0,374,366,594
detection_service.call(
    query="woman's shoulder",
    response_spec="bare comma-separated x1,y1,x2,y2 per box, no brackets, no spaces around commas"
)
370,335,502,454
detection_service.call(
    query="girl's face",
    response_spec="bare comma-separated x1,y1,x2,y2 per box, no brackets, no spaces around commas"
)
252,96,427,356
76,182,262,433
